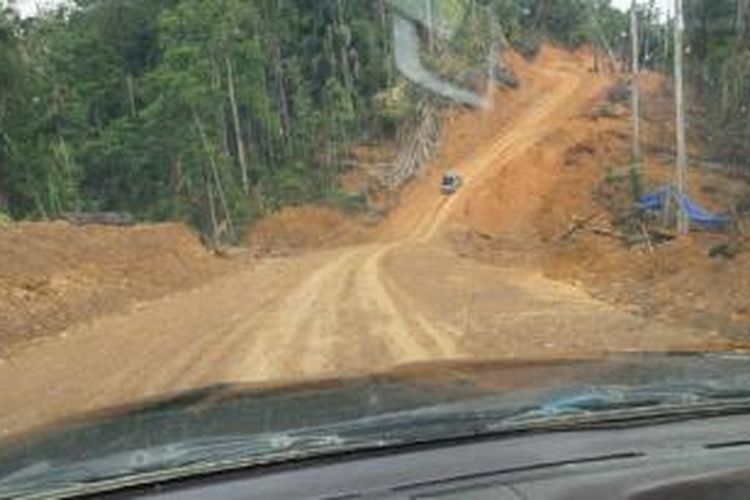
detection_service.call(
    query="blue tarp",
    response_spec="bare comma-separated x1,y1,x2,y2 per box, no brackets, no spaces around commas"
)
639,185,730,230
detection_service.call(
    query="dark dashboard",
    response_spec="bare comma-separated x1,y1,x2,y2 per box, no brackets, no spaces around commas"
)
121,413,750,500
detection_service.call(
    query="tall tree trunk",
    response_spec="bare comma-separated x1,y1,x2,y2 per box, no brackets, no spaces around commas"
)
212,61,231,156
663,21,670,73
271,39,291,144
674,0,689,234
630,0,641,168
336,0,356,99
425,0,435,53
268,0,290,145
588,3,618,71
738,0,749,48
375,0,393,84
533,0,548,30
171,155,184,195
125,73,137,117
192,108,235,240
226,56,250,194
206,173,220,248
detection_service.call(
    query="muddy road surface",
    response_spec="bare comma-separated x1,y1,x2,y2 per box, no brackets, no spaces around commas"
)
0,49,712,437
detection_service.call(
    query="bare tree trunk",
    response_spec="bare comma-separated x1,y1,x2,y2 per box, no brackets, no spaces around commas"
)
206,174,219,248
271,40,291,147
376,0,393,85
630,0,641,167
125,73,136,117
663,20,670,72
588,3,618,71
192,108,236,240
642,18,650,65
376,0,387,33
211,61,231,157
219,107,230,156
226,56,250,194
674,0,689,234
171,155,184,194
738,0,749,47
335,1,356,99
593,48,600,73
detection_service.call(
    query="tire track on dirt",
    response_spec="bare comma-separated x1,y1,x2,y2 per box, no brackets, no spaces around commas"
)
416,73,585,241
229,241,463,384
91,262,314,400
275,248,370,378
0,48,660,439
377,252,461,357
344,66,595,365
178,61,598,383
234,249,363,381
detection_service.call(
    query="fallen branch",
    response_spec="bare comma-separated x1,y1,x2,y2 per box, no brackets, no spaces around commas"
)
62,212,135,227
559,213,603,241
647,227,677,242
591,226,628,240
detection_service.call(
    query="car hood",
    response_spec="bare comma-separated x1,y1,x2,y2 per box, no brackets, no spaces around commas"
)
2,352,750,496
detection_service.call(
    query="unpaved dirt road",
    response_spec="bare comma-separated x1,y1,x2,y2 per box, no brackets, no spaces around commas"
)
0,49,713,437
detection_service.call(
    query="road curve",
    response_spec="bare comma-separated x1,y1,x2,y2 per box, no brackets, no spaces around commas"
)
0,53,709,438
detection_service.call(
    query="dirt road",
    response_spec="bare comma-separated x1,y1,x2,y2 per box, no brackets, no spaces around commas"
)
0,48,712,437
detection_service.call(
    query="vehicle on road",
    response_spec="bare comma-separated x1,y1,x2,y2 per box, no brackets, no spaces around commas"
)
441,172,463,195
3,0,748,499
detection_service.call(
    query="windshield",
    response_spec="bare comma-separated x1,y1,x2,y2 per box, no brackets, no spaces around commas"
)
2,0,750,495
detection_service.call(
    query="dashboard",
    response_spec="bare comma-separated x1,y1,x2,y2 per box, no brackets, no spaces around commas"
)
100,413,750,499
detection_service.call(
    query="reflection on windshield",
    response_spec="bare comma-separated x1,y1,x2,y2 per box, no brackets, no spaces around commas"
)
3,355,750,498
2,0,750,494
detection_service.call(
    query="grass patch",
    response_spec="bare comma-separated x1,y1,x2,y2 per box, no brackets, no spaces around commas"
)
0,212,13,228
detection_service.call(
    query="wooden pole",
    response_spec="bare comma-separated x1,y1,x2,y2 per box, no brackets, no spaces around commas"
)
630,0,641,169
663,17,670,72
674,0,689,234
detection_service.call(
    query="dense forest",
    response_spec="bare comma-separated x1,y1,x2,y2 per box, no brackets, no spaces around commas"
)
2,0,401,240
682,0,750,167
1,0,735,242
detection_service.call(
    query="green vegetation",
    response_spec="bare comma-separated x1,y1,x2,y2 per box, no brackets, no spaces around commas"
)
0,0,640,241
1,0,403,240
682,0,750,168
492,0,629,55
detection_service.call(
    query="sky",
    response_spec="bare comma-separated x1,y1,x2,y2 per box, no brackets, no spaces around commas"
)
612,0,672,16
13,0,673,19
13,0,69,17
